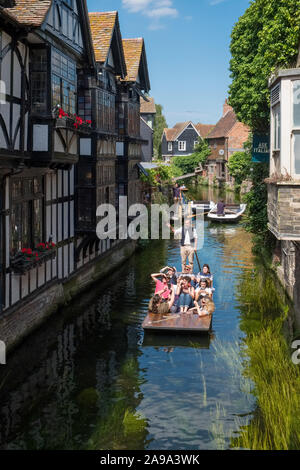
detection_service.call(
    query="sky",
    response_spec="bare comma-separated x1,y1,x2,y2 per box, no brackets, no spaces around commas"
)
87,0,250,127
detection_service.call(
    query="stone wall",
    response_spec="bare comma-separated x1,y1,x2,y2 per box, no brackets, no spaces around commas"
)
268,182,300,240
0,240,137,351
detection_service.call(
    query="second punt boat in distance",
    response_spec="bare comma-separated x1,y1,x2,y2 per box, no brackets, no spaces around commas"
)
207,203,247,223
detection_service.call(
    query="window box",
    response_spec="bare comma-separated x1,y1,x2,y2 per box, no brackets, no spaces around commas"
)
10,247,57,275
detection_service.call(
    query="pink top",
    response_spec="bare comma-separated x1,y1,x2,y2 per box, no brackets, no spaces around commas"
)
155,280,171,299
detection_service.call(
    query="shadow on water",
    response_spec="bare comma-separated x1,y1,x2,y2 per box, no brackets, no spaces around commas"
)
0,186,298,450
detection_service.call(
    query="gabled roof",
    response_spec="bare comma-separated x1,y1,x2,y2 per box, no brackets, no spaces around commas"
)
122,38,150,92
140,116,154,133
140,97,156,114
206,110,237,139
195,123,215,138
0,0,52,26
89,11,126,77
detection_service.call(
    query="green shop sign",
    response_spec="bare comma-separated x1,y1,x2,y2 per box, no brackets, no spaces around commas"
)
252,135,270,163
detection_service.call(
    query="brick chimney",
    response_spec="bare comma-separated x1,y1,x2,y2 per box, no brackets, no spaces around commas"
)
223,99,233,116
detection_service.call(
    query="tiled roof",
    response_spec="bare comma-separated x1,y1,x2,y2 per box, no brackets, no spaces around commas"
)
195,123,215,138
140,97,156,114
164,122,194,142
1,0,52,26
206,110,238,139
89,11,118,63
122,38,144,82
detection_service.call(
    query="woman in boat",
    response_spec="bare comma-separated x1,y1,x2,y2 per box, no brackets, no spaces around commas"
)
160,266,178,286
151,272,172,300
195,279,213,301
176,276,195,313
148,288,175,315
194,296,215,317
197,264,213,287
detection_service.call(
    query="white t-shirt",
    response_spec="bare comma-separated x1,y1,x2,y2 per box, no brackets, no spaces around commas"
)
174,228,197,246
196,287,212,297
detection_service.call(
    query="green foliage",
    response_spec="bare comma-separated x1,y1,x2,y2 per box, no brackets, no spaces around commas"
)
227,151,252,187
229,0,300,132
153,104,167,159
140,163,182,187
243,162,269,235
172,139,211,175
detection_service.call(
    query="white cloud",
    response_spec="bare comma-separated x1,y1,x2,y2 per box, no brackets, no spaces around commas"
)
122,0,178,24
209,0,226,5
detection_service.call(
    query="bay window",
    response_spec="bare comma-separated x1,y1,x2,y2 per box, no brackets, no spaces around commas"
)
31,48,48,114
52,48,76,114
293,80,300,175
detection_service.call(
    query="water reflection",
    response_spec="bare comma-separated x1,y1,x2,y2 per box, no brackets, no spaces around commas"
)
0,186,266,450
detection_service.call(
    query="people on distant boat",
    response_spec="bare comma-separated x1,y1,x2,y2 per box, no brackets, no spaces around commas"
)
160,266,178,285
194,297,215,317
216,199,226,216
169,218,198,273
148,288,175,315
195,279,213,301
151,273,172,300
197,264,213,288
176,276,195,313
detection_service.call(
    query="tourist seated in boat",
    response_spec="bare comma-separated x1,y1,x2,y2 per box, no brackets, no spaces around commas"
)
194,297,215,317
148,289,176,315
176,276,195,313
160,266,178,285
195,279,213,301
151,272,173,301
197,264,213,288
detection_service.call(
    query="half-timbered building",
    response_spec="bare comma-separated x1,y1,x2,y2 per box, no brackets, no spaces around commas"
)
161,121,214,162
116,37,150,208
76,11,126,268
0,0,95,314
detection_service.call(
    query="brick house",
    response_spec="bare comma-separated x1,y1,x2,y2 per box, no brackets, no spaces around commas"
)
205,100,250,186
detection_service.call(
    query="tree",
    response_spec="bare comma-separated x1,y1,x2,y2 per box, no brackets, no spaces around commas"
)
229,0,300,132
172,139,211,175
153,104,167,160
227,151,252,188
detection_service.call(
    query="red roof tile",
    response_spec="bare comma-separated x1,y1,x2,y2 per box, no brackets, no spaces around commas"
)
206,110,238,139
140,97,156,114
89,11,118,63
122,38,144,82
195,123,215,138
1,0,52,26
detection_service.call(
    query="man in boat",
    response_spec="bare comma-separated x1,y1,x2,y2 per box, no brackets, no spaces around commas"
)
216,199,226,216
169,218,198,273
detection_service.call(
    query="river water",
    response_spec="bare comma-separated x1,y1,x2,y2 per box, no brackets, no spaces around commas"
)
0,186,294,450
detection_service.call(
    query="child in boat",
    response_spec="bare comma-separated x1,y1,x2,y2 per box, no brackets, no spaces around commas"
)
176,276,195,313
148,288,175,315
194,297,215,317
197,264,213,288
151,272,173,300
195,279,213,301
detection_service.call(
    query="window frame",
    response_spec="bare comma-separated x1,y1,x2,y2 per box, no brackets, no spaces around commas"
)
178,141,186,152
168,142,173,152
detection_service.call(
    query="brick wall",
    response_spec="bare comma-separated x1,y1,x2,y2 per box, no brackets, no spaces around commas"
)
228,122,250,151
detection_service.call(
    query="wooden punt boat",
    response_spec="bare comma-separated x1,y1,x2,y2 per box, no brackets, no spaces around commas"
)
142,311,212,333
191,200,215,213
207,203,246,223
